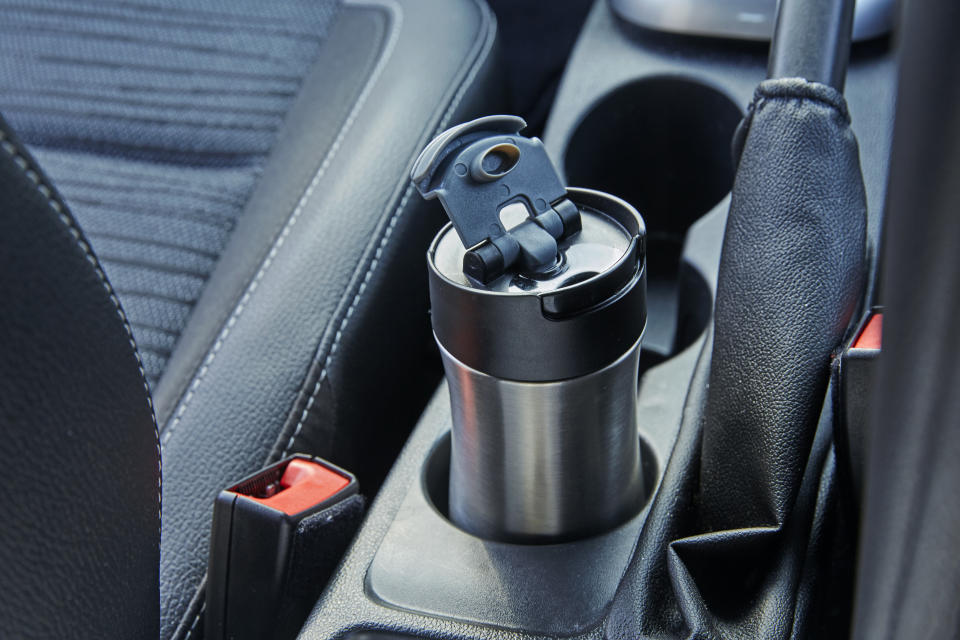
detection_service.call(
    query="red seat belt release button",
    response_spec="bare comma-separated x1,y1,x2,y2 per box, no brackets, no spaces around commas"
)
244,458,351,515
839,308,883,507
851,311,882,350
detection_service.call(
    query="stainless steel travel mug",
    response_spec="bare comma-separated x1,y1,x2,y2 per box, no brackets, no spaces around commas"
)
412,116,647,543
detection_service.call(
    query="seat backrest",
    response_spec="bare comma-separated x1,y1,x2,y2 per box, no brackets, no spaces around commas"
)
0,116,160,639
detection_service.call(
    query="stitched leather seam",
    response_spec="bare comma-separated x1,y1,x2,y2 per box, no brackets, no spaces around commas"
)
753,79,851,123
183,603,204,640
756,92,848,116
159,0,403,449
0,127,163,544
171,575,207,640
279,0,495,458
171,0,493,633
167,2,404,638
279,183,413,457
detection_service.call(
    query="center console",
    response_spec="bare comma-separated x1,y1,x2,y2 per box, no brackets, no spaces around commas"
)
297,1,896,637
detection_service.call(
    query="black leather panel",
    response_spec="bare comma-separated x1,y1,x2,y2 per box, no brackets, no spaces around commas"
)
0,118,160,638
155,1,498,637
852,1,960,637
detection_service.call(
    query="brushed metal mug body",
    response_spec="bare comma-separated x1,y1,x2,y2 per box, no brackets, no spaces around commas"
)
413,123,648,543
440,338,644,543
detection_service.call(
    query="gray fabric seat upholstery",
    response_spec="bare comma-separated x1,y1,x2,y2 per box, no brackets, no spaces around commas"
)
0,0,339,387
0,0,498,636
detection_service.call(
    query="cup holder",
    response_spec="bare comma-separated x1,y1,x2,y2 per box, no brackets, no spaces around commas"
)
368,430,662,634
422,431,659,538
563,76,743,369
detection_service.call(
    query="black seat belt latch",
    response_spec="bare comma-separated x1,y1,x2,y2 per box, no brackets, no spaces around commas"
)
205,455,364,640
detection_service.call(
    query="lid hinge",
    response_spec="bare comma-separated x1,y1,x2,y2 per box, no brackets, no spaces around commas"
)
411,115,582,284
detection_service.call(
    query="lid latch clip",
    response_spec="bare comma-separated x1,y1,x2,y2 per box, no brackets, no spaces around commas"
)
411,115,582,283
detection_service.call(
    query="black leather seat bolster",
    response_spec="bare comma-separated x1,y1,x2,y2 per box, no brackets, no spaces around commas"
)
0,117,160,639
153,0,499,637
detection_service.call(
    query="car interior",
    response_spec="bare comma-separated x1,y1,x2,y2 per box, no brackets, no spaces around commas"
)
0,0,957,638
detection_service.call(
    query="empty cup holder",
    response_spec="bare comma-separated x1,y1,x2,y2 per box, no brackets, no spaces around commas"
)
563,76,743,370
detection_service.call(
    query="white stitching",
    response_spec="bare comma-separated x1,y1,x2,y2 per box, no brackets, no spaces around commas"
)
164,0,495,632
162,2,406,634
172,576,208,640
281,187,411,457
0,128,163,541
279,0,496,457
160,0,404,449
183,603,204,640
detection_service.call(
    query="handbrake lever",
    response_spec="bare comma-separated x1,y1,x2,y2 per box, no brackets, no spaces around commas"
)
767,0,856,91
700,0,866,531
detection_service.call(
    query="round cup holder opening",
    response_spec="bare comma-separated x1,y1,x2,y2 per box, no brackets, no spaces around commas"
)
422,431,659,542
564,76,742,367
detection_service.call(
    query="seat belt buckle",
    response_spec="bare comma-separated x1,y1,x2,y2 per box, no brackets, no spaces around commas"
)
837,307,883,508
206,455,363,640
